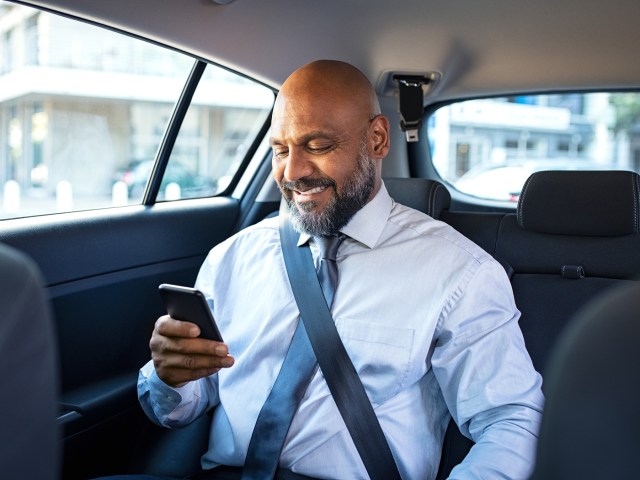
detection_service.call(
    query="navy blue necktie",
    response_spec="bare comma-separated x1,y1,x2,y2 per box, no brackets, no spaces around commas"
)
242,235,343,479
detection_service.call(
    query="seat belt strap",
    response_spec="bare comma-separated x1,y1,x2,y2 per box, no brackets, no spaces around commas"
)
278,202,401,480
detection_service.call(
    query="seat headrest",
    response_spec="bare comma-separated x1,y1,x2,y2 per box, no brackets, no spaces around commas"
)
384,177,451,219
517,170,640,236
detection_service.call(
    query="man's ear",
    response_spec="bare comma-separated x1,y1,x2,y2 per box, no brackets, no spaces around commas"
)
369,115,391,159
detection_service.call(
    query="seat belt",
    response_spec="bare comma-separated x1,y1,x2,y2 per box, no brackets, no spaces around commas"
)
278,203,402,480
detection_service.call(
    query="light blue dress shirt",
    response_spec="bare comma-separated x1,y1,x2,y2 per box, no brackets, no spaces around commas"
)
138,182,544,479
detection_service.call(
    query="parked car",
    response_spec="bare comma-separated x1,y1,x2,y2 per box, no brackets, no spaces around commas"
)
115,161,218,200
1,0,639,479
454,163,534,202
453,158,617,203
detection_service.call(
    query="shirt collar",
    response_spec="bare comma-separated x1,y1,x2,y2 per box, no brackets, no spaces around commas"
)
296,181,393,249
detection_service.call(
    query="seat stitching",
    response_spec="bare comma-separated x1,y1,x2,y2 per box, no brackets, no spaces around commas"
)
517,174,534,228
493,213,508,256
427,182,436,217
431,183,445,218
632,173,639,233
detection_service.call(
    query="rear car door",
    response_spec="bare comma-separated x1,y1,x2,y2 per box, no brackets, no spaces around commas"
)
0,3,277,478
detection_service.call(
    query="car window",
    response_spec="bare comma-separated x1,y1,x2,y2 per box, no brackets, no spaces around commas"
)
427,93,640,204
158,65,274,202
0,2,274,218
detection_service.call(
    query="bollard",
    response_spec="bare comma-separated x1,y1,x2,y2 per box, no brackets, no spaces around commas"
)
3,180,21,214
165,182,181,201
56,181,74,211
112,181,129,206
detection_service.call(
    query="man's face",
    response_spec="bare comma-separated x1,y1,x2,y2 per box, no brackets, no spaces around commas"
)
270,96,378,236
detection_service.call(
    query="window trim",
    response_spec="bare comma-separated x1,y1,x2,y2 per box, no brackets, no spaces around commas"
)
143,59,205,205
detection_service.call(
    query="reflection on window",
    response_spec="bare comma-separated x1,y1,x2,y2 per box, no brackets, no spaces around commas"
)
0,2,274,218
428,93,640,204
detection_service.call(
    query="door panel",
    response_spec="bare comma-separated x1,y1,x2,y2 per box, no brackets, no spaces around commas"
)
0,197,239,479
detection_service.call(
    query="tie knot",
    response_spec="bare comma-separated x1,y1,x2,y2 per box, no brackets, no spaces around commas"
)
315,235,343,261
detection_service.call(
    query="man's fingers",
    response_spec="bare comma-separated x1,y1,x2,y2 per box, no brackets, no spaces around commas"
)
181,351,234,370
152,315,229,355
152,350,234,386
150,332,227,357
155,315,200,338
153,350,234,371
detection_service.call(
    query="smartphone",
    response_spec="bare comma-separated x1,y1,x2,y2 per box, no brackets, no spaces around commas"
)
158,284,223,341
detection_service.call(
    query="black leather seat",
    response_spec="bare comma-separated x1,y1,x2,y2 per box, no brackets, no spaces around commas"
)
384,177,451,218
529,281,640,479
0,243,60,480
496,170,640,374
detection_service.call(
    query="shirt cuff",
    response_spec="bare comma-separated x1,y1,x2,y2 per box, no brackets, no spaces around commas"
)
138,362,197,424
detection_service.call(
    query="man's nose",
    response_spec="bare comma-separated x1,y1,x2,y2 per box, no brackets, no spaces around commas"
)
283,150,314,182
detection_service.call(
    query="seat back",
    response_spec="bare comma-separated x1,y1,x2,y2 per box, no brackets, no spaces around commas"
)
0,244,60,479
384,177,451,218
530,281,640,479
496,170,640,374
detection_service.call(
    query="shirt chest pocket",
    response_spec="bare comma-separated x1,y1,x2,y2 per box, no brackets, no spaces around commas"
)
336,318,415,406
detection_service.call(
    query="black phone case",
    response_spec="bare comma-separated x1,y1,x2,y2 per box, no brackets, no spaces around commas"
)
158,284,223,341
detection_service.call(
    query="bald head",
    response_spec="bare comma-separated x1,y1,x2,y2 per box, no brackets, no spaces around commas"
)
275,60,381,123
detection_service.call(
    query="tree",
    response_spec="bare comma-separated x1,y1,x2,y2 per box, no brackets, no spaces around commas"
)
609,93,640,134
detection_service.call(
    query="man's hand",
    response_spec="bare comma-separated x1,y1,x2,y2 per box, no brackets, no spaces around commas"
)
150,315,234,388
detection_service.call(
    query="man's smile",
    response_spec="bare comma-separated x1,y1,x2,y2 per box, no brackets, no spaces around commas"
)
294,185,329,200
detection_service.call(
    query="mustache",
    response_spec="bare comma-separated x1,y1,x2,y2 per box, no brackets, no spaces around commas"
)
280,177,336,192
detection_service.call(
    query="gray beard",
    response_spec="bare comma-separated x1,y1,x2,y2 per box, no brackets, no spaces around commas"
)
285,140,376,237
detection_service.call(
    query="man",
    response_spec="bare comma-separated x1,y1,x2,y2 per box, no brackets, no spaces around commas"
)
138,60,544,479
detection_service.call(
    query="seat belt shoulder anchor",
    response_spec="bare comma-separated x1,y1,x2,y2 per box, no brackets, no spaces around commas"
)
393,74,431,142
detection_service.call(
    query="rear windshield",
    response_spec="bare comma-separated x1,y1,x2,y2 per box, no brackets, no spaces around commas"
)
427,93,640,204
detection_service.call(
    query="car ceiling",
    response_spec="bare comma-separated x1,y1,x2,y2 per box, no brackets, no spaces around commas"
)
17,0,640,105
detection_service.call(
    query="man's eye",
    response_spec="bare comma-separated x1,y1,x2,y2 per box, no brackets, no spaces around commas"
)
308,144,332,154
273,149,288,159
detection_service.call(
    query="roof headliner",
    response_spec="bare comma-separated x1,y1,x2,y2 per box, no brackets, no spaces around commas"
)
17,0,640,105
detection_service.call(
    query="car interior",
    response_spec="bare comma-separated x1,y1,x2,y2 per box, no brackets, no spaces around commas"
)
1,0,639,478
